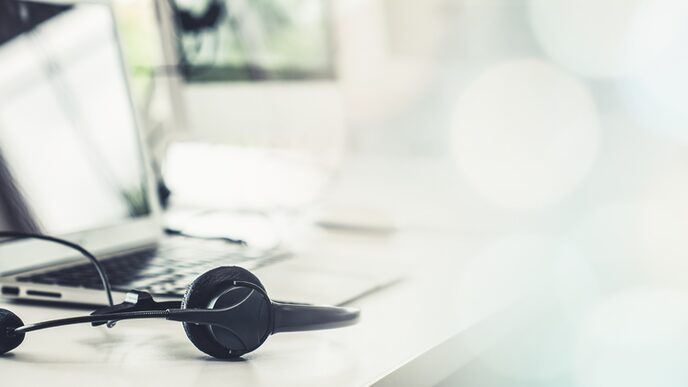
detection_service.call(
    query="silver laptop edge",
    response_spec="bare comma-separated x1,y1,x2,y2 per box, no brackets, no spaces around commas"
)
0,0,164,304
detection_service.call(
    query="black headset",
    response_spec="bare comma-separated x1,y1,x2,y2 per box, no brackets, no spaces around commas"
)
0,232,359,359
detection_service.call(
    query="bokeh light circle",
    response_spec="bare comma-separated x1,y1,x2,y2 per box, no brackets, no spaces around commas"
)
530,0,688,142
450,59,600,210
529,0,642,78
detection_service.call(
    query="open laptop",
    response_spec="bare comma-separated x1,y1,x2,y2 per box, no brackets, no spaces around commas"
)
0,0,391,306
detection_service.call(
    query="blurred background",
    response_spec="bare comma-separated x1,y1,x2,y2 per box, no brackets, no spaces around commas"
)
12,0,688,384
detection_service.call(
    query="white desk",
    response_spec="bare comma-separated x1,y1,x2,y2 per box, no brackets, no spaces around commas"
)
0,157,512,386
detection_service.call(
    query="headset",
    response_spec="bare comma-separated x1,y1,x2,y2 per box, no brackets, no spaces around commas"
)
0,232,359,359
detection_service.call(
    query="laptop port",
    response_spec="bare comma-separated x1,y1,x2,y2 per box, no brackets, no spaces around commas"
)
26,290,61,298
1,286,20,296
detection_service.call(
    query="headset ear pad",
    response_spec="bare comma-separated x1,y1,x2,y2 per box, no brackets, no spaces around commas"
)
181,266,267,359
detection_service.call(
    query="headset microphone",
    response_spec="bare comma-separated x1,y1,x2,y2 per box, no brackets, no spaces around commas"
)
0,232,360,359
0,267,360,359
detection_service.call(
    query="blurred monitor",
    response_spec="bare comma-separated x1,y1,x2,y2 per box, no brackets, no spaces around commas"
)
162,0,345,151
172,0,334,82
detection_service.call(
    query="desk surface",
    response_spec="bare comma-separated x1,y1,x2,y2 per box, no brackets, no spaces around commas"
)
0,157,509,386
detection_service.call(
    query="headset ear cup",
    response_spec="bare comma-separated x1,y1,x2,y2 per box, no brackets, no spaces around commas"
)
181,266,266,359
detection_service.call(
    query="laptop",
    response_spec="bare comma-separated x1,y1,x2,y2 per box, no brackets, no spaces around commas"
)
0,0,392,306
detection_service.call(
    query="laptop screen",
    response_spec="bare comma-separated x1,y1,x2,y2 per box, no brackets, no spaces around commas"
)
0,0,151,237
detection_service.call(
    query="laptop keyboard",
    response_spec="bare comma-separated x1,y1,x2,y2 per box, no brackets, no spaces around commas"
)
15,237,290,297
